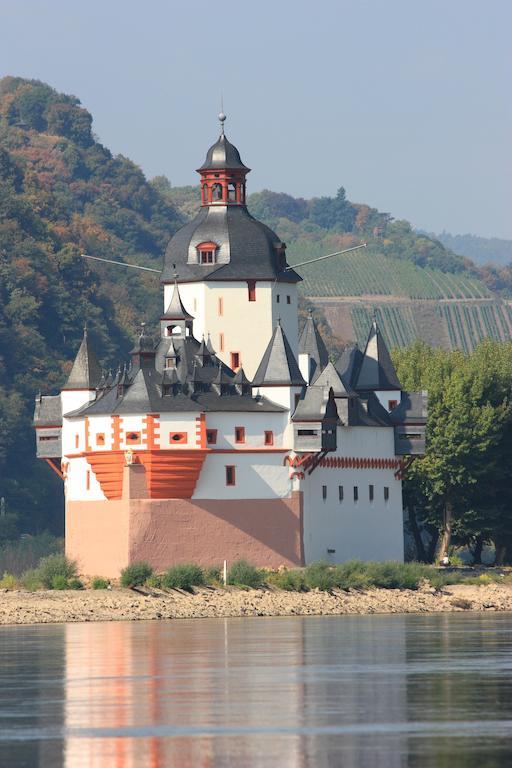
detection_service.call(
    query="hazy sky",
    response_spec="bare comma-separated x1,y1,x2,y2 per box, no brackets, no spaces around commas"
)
1,0,511,238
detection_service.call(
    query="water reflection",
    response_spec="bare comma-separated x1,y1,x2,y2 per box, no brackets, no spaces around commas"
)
0,614,512,767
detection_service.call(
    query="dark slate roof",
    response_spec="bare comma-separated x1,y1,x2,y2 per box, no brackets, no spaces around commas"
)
352,392,393,427
335,345,362,389
63,329,103,390
354,321,402,391
33,395,62,426
389,391,428,425
299,313,329,371
162,282,194,320
66,326,285,417
311,362,355,397
293,386,339,422
252,323,306,388
161,205,301,284
197,132,250,172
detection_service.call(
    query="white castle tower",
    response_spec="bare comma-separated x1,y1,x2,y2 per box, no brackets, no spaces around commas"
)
34,115,427,577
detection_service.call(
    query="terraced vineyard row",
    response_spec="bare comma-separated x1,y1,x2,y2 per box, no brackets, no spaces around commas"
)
347,302,512,352
290,247,491,300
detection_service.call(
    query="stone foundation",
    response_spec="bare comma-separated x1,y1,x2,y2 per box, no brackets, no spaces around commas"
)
66,465,304,577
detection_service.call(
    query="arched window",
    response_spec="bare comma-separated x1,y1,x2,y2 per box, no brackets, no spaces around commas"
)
197,241,218,265
202,184,208,204
228,183,237,202
166,324,182,336
212,183,223,201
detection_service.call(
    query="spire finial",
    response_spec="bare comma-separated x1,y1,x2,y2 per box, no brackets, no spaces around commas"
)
218,105,226,135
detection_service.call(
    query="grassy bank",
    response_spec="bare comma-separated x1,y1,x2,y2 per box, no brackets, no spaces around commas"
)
1,555,510,594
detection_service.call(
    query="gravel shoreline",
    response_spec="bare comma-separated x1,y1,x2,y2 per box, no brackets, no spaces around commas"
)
1,582,512,625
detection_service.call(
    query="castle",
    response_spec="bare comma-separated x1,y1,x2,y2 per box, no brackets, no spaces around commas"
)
34,115,427,577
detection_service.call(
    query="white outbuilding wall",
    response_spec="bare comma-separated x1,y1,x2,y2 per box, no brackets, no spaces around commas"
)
301,426,404,563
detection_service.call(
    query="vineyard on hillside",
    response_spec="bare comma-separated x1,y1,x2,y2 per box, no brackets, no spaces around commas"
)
287,248,491,301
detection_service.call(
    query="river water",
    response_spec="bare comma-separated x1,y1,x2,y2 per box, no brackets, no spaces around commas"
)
0,613,512,767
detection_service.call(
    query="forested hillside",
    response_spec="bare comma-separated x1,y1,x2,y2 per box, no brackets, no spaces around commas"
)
0,75,510,539
0,77,180,536
435,232,512,267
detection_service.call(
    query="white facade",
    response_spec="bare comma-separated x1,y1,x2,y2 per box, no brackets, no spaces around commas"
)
166,280,298,378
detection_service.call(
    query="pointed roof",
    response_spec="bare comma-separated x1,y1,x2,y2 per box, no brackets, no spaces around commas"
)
233,367,252,386
335,345,362,388
312,362,355,397
162,281,194,320
63,328,103,390
252,323,306,387
197,118,250,172
206,333,216,355
354,320,402,391
299,312,329,369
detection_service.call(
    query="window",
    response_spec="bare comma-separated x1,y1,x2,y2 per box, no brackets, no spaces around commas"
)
219,333,224,351
201,251,214,264
226,465,236,486
322,485,327,500
39,435,58,441
353,486,359,502
86,470,90,491
212,183,223,201
193,298,197,312
369,484,374,502
388,400,398,410
165,357,176,369
126,431,141,445
166,324,181,336
231,352,240,370
286,295,291,304
228,182,237,201
75,434,79,449
298,429,318,436
96,433,105,446
399,432,422,440
206,429,217,445
247,280,256,302
235,426,245,444
338,485,344,502
202,184,208,204
264,430,274,446
276,294,280,303
169,432,187,444
384,486,390,502
218,297,223,316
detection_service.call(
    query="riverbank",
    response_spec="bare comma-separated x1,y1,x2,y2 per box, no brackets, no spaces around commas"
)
1,582,512,624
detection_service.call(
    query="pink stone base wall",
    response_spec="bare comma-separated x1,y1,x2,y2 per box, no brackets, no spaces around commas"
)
66,493,304,577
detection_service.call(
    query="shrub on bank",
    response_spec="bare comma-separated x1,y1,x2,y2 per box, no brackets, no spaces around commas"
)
204,566,222,585
91,577,109,590
267,569,305,591
162,564,205,591
20,569,41,591
305,561,338,591
120,561,153,588
68,578,84,590
334,560,373,590
227,560,263,588
37,554,78,589
51,575,68,590
0,572,17,589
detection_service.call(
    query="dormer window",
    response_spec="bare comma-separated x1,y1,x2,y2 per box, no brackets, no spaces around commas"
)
197,241,218,265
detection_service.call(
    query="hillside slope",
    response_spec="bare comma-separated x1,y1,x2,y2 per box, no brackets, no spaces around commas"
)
0,77,180,534
434,232,512,267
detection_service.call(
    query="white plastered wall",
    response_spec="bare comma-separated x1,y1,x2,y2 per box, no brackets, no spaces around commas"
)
204,412,288,449
165,281,298,378
302,426,404,563
194,452,291,499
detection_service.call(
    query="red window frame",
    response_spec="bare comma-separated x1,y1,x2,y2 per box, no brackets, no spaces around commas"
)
264,430,274,446
169,432,187,444
206,429,218,445
230,352,241,370
235,426,245,444
126,431,141,445
225,465,236,486
218,297,223,316
219,333,224,351
388,400,398,410
96,433,105,446
247,280,256,302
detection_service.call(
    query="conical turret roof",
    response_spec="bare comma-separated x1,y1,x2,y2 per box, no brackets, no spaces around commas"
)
354,320,402,390
63,328,102,390
252,322,306,387
299,312,329,369
162,281,194,320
